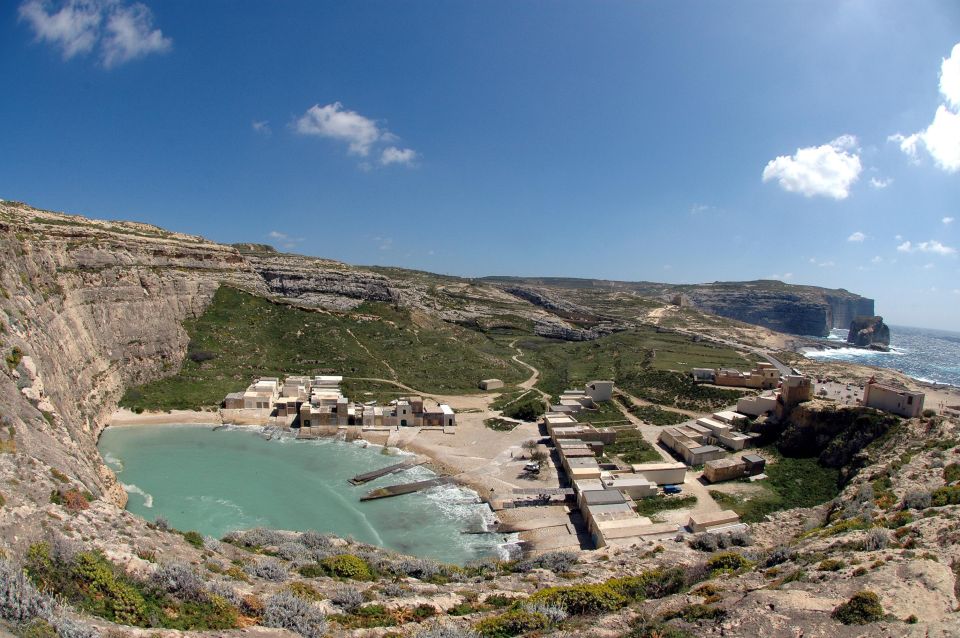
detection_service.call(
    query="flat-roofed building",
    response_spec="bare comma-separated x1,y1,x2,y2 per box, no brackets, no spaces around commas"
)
692,368,716,383
737,394,777,417
863,381,925,418
688,510,740,533
631,462,687,485
584,380,614,402
713,410,748,425
603,475,657,499
479,379,504,390
703,457,747,483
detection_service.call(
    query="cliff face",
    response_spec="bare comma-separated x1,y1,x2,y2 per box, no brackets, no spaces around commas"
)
825,294,875,330
0,203,267,517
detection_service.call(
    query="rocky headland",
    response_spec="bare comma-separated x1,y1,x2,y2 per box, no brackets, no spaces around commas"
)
847,315,891,350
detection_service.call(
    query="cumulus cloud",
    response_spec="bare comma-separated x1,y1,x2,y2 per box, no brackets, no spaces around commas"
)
762,135,862,199
897,239,956,255
19,0,170,67
871,255,883,264
847,231,866,242
869,177,892,189
944,216,955,225
889,42,960,172
252,120,271,136
295,102,418,168
380,146,417,166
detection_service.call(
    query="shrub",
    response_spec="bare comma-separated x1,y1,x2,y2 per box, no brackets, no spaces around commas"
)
262,592,327,638
331,586,364,612
817,559,844,572
71,551,148,625
831,590,884,625
276,542,312,563
902,490,932,510
514,551,577,573
181,531,204,548
245,559,288,582
861,528,890,551
207,580,243,606
763,545,794,568
320,554,372,580
521,601,567,624
299,530,335,550
149,563,208,603
391,557,441,580
527,583,625,615
19,618,57,638
931,485,960,507
622,613,695,638
285,581,324,602
0,559,54,624
705,552,752,575
474,609,548,638
608,567,686,601
884,511,913,529
153,516,170,531
943,463,960,484
414,623,481,638
662,603,727,623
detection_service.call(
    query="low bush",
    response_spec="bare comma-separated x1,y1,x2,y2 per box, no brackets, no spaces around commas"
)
931,485,960,507
901,490,932,510
320,554,372,580
831,590,884,625
608,567,686,601
149,563,208,603
526,583,624,615
705,552,752,575
262,591,327,638
860,528,890,551
244,559,288,582
763,545,794,568
474,609,548,638
181,531,204,549
817,559,844,572
331,586,364,612
943,463,960,484
514,551,577,574
415,623,481,638
662,603,727,622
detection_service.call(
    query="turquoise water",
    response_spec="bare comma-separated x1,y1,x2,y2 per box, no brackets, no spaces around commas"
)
98,425,514,564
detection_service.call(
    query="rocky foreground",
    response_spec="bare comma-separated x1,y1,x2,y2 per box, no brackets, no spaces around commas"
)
0,201,958,637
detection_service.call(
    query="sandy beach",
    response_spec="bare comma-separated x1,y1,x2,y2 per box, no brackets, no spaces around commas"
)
108,408,223,426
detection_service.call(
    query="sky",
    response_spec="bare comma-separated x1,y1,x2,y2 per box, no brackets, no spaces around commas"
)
1,1,959,330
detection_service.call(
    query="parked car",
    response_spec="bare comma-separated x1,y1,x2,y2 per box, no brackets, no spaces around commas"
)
663,485,682,495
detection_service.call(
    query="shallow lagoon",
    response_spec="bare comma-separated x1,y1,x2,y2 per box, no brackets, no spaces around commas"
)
98,425,513,564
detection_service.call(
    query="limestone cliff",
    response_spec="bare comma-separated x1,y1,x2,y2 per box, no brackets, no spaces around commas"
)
848,315,891,349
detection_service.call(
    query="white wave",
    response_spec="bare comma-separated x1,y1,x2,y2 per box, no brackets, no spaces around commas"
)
122,483,153,508
804,346,904,359
102,452,124,472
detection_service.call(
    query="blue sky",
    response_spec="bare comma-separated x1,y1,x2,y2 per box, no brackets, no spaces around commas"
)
1,1,959,330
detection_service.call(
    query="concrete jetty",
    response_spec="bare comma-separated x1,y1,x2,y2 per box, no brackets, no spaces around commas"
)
360,477,453,501
348,458,425,485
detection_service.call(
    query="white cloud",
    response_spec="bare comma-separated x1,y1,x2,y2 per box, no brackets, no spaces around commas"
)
944,216,955,224
19,0,170,67
373,236,393,251
762,135,862,199
871,255,883,264
380,146,417,167
767,273,793,281
897,239,956,255
295,102,384,156
847,231,866,242
923,263,935,270
689,203,713,215
268,230,301,250
808,257,835,267
252,120,271,136
889,42,960,172
869,176,892,189
295,102,418,167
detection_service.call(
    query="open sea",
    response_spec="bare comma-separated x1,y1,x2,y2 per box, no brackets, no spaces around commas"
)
98,425,517,564
802,325,960,388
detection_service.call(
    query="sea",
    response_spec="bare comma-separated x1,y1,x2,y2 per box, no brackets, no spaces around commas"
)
802,325,960,388
97,425,518,565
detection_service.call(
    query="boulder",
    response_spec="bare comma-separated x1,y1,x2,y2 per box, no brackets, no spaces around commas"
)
847,315,890,349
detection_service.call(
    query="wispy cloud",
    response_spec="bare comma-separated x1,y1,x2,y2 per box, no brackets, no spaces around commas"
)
19,0,171,68
896,239,956,255
888,42,960,172
268,230,302,251
767,272,793,281
295,102,418,168
380,146,417,167
808,257,835,267
762,135,862,199
869,177,892,189
847,231,866,242
373,236,393,251
871,255,883,264
944,216,955,225
252,120,271,136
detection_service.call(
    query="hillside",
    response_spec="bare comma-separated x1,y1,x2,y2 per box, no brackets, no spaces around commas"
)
0,200,957,638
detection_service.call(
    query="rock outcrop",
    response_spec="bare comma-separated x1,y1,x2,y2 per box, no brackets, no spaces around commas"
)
848,315,891,350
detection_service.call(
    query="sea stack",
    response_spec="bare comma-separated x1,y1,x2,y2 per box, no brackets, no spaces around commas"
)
847,315,890,350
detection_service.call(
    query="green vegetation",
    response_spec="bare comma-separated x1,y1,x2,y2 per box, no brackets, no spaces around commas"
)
490,390,529,411
943,463,960,484
707,453,841,523
574,398,631,425
484,418,519,432
299,554,372,580
5,346,23,372
25,544,238,630
931,485,960,507
615,394,688,426
332,603,436,629
515,327,750,404
500,393,545,421
528,583,625,614
475,609,549,638
705,552,752,575
604,428,661,464
181,530,205,549
0,426,15,454
831,591,884,625
120,286,526,410
634,495,697,519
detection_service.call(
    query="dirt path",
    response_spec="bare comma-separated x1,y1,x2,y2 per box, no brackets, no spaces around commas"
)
616,390,705,419
345,328,398,380
610,399,721,517
509,339,551,402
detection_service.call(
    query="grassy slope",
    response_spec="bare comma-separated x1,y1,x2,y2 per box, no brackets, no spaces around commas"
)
516,327,752,408
120,287,527,410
